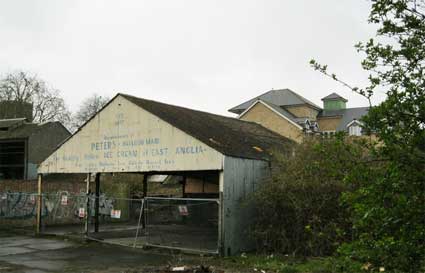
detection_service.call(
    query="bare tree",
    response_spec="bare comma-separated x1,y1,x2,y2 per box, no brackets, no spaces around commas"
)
0,71,71,125
72,93,110,130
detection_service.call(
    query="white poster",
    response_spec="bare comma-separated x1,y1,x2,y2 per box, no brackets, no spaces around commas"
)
111,209,121,219
78,208,85,218
178,205,189,216
61,195,68,206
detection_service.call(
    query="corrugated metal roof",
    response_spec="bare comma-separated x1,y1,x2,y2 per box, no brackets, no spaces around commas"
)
0,121,63,140
121,94,294,161
229,89,322,114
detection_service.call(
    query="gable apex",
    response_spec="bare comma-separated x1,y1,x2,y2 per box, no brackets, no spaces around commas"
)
321,92,348,102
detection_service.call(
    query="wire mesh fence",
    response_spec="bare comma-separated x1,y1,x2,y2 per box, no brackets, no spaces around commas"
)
140,197,219,254
86,196,145,247
0,192,220,254
41,192,88,235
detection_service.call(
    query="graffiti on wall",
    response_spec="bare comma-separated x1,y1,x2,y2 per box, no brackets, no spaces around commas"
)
0,191,115,221
0,192,42,219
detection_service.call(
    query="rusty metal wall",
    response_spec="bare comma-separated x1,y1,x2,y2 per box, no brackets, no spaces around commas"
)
39,95,223,174
222,156,270,255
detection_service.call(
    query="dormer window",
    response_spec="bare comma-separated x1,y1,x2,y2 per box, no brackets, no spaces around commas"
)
349,125,362,136
311,122,320,132
347,120,363,136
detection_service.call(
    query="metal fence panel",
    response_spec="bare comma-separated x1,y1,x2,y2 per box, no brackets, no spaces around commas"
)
142,197,219,254
0,192,220,254
41,192,88,235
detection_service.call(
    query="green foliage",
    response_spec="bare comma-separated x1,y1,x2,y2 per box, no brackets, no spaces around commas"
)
252,136,369,257
218,254,335,273
312,1,425,272
345,1,425,272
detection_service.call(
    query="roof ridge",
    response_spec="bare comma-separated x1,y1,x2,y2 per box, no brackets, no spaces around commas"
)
229,88,323,112
321,92,348,102
119,93,272,127
120,93,293,160
228,88,292,112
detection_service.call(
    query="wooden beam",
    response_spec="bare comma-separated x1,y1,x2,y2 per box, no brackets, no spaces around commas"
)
36,174,43,234
94,173,100,233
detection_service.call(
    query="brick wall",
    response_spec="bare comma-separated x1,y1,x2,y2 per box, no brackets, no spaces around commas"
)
0,174,87,194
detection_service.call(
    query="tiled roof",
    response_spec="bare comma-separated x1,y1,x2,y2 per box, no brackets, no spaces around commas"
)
319,107,369,131
229,89,322,114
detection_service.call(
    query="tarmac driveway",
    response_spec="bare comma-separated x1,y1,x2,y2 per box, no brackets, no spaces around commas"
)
0,231,179,273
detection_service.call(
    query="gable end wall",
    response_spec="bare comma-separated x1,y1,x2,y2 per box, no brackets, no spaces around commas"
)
240,103,303,143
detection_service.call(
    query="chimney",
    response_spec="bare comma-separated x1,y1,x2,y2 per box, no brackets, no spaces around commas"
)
321,93,347,111
0,101,33,121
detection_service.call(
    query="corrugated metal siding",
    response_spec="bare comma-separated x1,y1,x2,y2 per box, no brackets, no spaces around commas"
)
222,156,270,255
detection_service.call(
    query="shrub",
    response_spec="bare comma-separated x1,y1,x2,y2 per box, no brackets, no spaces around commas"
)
252,135,369,257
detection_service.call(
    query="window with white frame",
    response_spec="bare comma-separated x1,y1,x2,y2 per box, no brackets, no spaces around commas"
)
348,124,362,136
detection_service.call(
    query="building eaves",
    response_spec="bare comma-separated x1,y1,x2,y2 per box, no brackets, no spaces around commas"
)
0,118,27,129
238,100,304,130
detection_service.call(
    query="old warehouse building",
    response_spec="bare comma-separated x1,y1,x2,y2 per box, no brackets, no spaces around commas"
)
37,93,294,255
0,101,70,180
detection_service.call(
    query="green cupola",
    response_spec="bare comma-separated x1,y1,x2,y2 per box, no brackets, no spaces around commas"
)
321,93,347,111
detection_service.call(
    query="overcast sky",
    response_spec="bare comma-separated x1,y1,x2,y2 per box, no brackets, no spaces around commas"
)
0,0,384,116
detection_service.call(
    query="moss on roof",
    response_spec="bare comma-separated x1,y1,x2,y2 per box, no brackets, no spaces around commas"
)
121,94,295,161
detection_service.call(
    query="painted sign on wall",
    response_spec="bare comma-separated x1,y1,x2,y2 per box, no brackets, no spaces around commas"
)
39,95,223,174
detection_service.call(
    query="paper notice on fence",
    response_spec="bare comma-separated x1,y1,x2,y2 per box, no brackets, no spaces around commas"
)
30,195,36,204
178,205,189,216
61,195,68,206
111,210,121,219
78,208,85,218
